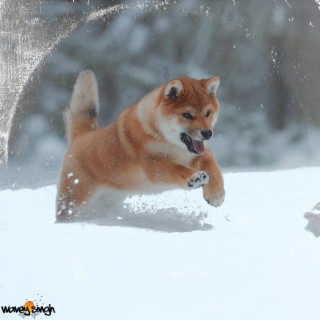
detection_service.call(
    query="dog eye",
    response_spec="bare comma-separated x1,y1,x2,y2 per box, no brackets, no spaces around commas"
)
205,111,211,117
182,112,193,120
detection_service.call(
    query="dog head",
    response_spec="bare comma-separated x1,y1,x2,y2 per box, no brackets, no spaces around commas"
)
156,77,220,156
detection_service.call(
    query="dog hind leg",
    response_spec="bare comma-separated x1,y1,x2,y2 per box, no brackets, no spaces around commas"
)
56,170,97,222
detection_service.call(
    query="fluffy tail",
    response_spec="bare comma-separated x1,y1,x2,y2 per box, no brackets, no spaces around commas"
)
64,70,100,143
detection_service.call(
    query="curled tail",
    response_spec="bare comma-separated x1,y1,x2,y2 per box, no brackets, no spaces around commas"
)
65,70,100,143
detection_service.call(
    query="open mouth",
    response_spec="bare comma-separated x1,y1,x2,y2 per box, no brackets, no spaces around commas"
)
180,133,205,155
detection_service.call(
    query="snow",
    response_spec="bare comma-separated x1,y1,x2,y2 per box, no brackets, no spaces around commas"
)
0,168,319,320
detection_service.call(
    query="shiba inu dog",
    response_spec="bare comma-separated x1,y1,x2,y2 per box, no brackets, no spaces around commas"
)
56,70,225,222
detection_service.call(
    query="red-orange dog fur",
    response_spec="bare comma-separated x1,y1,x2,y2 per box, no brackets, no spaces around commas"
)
56,70,225,221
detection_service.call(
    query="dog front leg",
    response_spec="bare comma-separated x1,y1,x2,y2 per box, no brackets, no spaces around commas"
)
143,157,209,190
192,152,225,207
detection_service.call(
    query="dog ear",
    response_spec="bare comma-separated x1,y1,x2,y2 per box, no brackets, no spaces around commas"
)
206,77,220,96
164,80,183,100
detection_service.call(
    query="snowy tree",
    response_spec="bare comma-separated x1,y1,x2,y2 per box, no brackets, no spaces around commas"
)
5,0,320,187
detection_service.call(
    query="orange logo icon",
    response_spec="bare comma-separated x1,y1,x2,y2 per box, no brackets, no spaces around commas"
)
23,301,34,314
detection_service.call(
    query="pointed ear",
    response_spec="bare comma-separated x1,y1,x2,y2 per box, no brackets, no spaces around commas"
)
206,77,220,96
164,80,183,100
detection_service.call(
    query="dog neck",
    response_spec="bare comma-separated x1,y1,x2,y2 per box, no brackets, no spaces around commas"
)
136,87,163,140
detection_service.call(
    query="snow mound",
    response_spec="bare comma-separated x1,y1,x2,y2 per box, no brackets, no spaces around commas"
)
304,202,320,237
0,168,319,320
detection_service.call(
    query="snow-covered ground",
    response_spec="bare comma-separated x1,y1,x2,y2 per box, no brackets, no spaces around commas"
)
0,168,319,320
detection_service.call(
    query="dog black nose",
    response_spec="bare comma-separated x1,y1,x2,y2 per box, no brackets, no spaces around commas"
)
201,129,213,140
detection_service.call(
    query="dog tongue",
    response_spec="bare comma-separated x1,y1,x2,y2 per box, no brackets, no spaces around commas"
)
192,140,204,154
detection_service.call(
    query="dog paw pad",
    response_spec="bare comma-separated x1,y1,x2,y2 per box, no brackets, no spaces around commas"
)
187,171,209,189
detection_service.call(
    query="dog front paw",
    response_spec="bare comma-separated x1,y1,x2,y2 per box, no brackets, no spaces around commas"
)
203,187,225,207
187,171,209,189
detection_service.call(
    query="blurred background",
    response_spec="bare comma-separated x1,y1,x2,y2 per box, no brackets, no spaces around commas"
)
5,0,320,188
